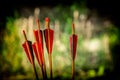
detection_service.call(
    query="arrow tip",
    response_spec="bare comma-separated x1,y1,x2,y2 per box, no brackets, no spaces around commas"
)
45,17,49,22
45,17,50,29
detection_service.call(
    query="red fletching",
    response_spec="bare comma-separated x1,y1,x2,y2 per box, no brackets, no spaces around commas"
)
33,30,44,66
32,42,43,66
34,30,44,54
33,30,39,42
70,34,78,60
33,30,43,44
37,42,44,64
44,29,54,54
22,41,34,64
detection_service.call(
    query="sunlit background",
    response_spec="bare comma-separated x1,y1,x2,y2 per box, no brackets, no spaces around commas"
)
0,1,120,80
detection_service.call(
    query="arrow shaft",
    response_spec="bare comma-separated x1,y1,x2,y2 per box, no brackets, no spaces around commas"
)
33,63,39,80
48,29,53,79
41,65,46,80
72,59,75,80
49,54,53,80
72,23,75,34
42,54,47,79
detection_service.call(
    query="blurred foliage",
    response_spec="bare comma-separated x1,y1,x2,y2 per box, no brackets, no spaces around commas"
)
97,65,104,76
0,17,25,77
107,25,119,47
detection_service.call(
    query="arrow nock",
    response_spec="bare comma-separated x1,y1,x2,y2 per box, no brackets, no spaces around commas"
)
45,17,49,29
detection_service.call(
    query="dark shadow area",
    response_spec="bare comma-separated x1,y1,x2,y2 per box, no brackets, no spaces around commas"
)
86,0,120,80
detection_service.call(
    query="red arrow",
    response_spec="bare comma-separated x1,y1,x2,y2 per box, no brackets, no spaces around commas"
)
22,30,39,80
70,23,78,60
43,17,54,79
32,18,47,80
70,23,78,80
44,18,54,54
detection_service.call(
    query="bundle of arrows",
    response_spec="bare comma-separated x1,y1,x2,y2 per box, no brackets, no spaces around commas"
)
22,17,78,80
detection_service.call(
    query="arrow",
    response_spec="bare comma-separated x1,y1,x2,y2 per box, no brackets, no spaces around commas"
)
22,30,39,80
32,18,47,80
70,23,78,80
43,17,54,80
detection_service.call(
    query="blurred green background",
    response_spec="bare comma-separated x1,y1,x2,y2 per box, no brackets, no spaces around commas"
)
0,2,120,80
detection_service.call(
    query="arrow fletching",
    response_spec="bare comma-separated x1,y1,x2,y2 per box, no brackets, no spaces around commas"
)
44,29,54,54
44,17,54,54
70,35,78,60
70,23,78,60
22,30,34,64
33,30,39,42
32,42,43,66
33,30,43,48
